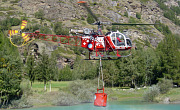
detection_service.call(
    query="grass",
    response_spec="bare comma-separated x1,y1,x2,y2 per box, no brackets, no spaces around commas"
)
107,87,146,101
32,81,72,92
159,88,180,102
22,80,180,107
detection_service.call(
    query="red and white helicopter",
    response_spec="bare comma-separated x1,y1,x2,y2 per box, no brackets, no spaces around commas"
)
8,1,156,60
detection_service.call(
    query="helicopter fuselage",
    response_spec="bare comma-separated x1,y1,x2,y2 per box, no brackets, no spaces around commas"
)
81,30,132,53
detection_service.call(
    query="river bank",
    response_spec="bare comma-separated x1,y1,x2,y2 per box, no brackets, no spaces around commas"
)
8,80,180,109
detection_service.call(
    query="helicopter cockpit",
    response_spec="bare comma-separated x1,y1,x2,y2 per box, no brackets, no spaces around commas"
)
107,31,132,48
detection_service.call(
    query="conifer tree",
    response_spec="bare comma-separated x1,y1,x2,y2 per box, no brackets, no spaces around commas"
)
36,49,50,91
26,55,36,89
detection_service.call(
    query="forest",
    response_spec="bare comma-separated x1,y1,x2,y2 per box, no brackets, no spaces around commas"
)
0,16,180,107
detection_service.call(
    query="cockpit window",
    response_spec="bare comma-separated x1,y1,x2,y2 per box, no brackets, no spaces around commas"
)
126,39,132,46
110,32,125,46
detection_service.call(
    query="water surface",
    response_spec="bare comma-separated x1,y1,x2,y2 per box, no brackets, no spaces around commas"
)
17,100,180,110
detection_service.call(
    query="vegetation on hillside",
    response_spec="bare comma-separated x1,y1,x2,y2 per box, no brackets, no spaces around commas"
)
0,32,22,108
0,0,180,108
154,0,180,26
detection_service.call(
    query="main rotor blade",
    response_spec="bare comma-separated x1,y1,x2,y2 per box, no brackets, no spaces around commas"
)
78,1,99,22
111,23,159,25
8,30,19,36
21,20,28,30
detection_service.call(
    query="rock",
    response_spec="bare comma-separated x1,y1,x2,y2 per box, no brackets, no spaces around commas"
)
163,97,170,104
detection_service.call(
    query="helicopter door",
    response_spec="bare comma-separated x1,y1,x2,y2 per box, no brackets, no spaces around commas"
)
111,32,125,47
116,33,125,46
111,33,116,45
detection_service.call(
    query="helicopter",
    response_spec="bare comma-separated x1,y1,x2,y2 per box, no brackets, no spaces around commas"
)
8,1,156,60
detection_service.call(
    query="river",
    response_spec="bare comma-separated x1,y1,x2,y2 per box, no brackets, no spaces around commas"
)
15,100,180,110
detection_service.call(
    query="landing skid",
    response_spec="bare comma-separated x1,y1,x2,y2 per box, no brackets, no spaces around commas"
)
87,51,131,60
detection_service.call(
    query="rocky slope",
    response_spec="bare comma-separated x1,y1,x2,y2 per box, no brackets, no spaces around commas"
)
0,0,179,67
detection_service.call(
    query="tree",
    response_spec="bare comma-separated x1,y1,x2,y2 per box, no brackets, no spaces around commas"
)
156,34,179,82
48,55,58,92
26,55,36,89
136,12,141,19
54,22,69,35
35,9,45,20
87,13,95,24
36,49,50,91
0,31,22,107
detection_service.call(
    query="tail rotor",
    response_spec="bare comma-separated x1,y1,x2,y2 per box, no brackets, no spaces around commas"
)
8,20,33,47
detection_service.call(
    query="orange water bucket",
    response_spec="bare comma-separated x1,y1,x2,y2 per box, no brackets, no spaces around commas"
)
94,87,107,107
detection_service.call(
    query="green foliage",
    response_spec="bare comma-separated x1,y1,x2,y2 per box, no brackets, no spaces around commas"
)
155,21,172,35
10,96,32,109
24,24,40,32
81,16,85,20
40,26,52,34
156,34,179,81
154,0,180,26
143,85,160,102
0,17,21,31
136,12,141,19
128,17,137,23
26,55,36,88
59,65,72,81
170,6,180,15
36,49,50,90
10,0,20,3
157,78,173,94
69,80,96,103
124,11,128,17
11,79,32,108
87,13,95,24
9,18,21,26
53,91,79,106
35,9,45,20
0,31,22,107
2,0,8,2
54,22,69,35
72,56,98,80
52,36,58,42
140,0,150,3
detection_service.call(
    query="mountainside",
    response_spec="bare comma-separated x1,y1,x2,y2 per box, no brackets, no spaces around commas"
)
0,0,180,63
1,1,180,108
1,0,180,46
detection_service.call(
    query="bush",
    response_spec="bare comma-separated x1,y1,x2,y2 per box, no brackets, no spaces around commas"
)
53,80,97,106
10,96,32,109
10,18,21,26
87,14,95,24
124,11,128,17
54,22,69,35
10,79,33,109
157,78,173,94
35,9,45,20
69,80,96,103
143,85,160,102
136,12,141,19
53,91,80,106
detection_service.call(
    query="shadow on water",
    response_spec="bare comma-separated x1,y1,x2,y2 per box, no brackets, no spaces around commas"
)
14,100,180,110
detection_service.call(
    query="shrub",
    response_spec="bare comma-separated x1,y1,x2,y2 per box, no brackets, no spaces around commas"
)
53,91,80,106
10,79,33,109
10,18,21,26
143,85,160,102
35,9,45,20
136,12,141,19
87,14,95,24
10,96,32,109
54,22,69,35
69,80,96,103
157,78,173,94
124,11,128,17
